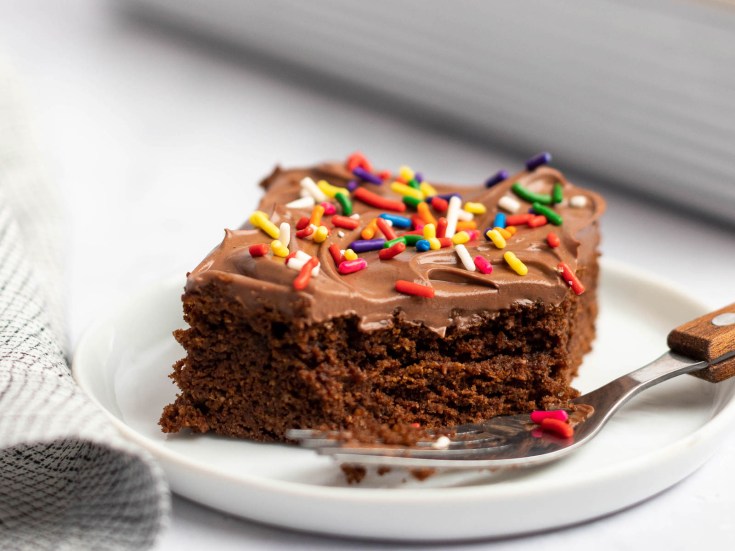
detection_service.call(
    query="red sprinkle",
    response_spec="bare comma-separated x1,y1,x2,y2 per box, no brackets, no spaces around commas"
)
353,187,406,212
248,243,269,257
377,169,391,181
296,225,315,239
338,258,368,274
528,215,548,228
505,213,533,226
540,418,574,439
376,217,398,240
474,255,493,274
436,217,448,238
346,151,373,173
379,241,406,260
332,215,360,230
328,244,343,266
431,196,449,213
293,257,319,291
557,262,585,295
530,409,568,424
411,215,425,231
395,280,435,298
547,232,561,248
437,237,453,248
295,216,310,230
285,251,298,263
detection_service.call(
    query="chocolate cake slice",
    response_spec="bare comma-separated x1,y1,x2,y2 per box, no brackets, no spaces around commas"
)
160,153,605,442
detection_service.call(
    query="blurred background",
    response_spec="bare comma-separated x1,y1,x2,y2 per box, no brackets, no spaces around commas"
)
1,1,733,549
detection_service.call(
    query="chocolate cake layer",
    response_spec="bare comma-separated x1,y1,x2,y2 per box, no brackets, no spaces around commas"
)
160,156,605,441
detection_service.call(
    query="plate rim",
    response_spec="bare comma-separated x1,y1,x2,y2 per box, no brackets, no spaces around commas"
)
72,258,735,508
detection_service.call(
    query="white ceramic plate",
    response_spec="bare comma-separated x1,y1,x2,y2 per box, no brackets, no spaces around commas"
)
73,259,735,541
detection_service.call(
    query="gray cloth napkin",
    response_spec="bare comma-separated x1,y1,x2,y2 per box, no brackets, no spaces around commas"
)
0,61,169,549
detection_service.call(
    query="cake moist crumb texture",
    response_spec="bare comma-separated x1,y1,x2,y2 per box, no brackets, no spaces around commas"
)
160,153,605,443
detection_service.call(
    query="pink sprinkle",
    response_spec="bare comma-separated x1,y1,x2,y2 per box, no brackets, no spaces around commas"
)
530,409,569,424
467,230,481,241
338,258,368,275
321,202,337,216
474,256,493,274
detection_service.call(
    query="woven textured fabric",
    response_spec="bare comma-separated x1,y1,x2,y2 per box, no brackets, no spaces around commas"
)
0,61,169,550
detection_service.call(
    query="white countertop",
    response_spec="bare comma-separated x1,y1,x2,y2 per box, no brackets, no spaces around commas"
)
1,1,734,549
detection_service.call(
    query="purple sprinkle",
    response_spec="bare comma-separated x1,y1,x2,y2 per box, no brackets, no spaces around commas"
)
414,172,423,183
483,228,493,241
353,166,383,185
348,238,386,253
436,192,462,201
485,169,509,188
347,180,359,192
525,152,552,171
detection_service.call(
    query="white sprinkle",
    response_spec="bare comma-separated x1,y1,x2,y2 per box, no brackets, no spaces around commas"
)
278,222,291,248
285,196,315,209
337,230,345,238
295,250,311,261
498,195,521,213
349,213,361,219
456,209,474,222
570,195,588,208
454,244,476,272
286,255,320,277
431,435,451,450
300,177,328,202
444,195,462,238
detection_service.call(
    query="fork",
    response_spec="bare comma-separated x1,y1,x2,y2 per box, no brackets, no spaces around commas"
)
287,303,735,470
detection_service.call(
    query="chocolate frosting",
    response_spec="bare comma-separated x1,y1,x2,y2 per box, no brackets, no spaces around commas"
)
186,162,605,335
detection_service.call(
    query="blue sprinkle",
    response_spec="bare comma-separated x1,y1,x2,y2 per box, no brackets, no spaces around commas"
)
353,166,383,185
493,213,507,229
525,152,551,171
379,213,412,229
485,170,508,188
348,238,386,253
415,239,431,252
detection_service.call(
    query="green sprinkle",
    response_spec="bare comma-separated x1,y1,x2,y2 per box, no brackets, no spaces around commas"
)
532,202,563,225
511,182,552,205
384,236,408,248
335,191,353,216
552,182,564,204
408,179,421,190
403,234,423,246
402,196,423,209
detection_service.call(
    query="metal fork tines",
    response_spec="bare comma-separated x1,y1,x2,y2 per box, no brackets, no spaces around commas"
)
285,414,555,469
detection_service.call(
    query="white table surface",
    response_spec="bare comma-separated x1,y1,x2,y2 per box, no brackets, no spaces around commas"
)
1,1,734,549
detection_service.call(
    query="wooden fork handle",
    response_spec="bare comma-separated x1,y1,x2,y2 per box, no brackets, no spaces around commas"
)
667,302,735,383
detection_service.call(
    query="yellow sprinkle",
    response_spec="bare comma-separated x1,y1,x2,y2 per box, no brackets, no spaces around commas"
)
428,237,441,250
271,240,289,257
423,223,436,239
464,202,487,214
399,165,415,182
391,181,424,201
317,179,342,198
504,251,528,275
344,248,358,261
494,226,512,240
451,231,470,245
313,225,329,243
505,225,517,236
486,229,507,249
250,211,280,239
419,181,438,198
